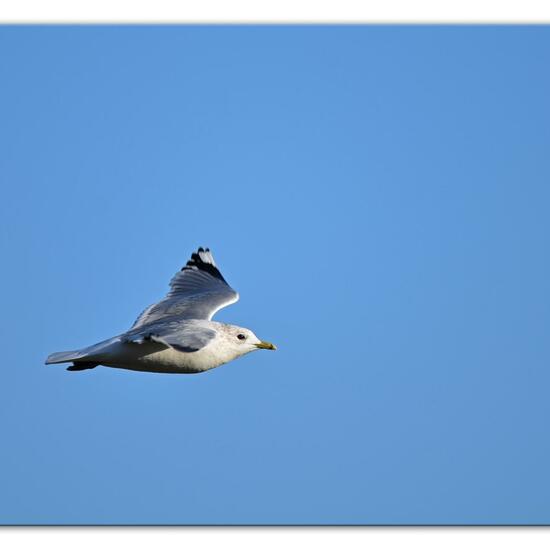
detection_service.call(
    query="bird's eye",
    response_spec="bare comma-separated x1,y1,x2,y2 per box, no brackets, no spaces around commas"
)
237,334,246,341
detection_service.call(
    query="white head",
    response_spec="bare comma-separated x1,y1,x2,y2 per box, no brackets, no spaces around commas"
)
216,323,276,361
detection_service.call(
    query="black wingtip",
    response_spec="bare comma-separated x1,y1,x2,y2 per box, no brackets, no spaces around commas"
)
67,362,98,371
180,247,226,283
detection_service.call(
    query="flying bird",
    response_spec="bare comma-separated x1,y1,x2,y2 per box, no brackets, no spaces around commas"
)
45,248,276,374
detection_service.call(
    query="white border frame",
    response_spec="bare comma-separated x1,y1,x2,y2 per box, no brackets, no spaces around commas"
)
0,5,549,548
0,0,549,23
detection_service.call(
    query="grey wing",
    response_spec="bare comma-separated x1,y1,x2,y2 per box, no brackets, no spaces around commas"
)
123,320,216,353
132,248,239,328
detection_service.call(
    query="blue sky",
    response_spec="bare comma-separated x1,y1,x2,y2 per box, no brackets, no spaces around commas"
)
1,25,549,524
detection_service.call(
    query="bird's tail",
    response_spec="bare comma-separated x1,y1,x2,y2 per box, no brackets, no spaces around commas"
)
45,350,87,365
45,335,119,366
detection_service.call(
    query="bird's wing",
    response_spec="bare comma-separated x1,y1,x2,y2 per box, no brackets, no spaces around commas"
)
123,319,217,353
132,248,239,328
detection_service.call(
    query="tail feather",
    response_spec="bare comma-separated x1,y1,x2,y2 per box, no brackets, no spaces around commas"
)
46,336,119,366
45,350,87,365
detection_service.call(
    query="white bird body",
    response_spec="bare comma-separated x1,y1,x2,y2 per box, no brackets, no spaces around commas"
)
46,249,276,374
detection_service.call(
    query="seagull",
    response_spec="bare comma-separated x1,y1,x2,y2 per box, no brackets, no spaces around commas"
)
45,247,276,374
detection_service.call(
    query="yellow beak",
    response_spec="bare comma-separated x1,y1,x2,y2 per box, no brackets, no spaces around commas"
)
255,341,277,351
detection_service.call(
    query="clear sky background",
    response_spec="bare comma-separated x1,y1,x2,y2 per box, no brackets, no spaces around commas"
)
1,25,549,525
